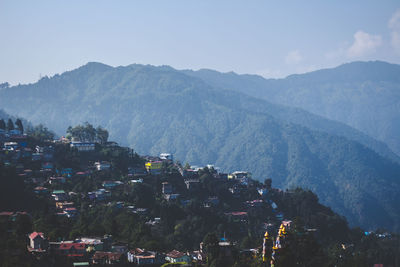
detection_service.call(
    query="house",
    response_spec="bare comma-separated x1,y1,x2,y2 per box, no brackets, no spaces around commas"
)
31,152,42,161
42,162,53,170
282,220,292,229
70,142,96,152
49,176,66,185
34,186,49,195
225,212,248,223
162,182,173,194
130,178,143,184
160,153,173,161
183,169,198,178
204,196,219,207
164,194,180,201
92,251,124,265
59,168,73,177
128,248,165,265
102,180,123,189
52,190,68,201
128,167,148,177
165,250,191,264
258,188,268,197
28,232,48,252
4,142,18,150
228,171,251,180
190,250,206,263
64,207,78,218
112,242,128,253
57,242,86,257
95,161,111,171
145,161,162,175
184,179,200,191
56,202,75,210
89,189,111,201
8,129,22,136
245,199,264,208
75,171,88,177
76,237,104,252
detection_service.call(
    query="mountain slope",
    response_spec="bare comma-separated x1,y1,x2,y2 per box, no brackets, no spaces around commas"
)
0,62,399,231
183,61,400,157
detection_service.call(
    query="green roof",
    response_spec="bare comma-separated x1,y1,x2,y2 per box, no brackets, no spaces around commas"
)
52,190,65,194
73,263,89,266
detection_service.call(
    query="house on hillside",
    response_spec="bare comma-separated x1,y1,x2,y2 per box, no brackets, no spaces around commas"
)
34,186,49,195
70,142,96,152
165,250,191,264
145,161,162,175
160,153,173,161
127,248,165,265
102,180,123,189
162,182,173,194
228,171,251,180
57,243,86,257
128,167,148,177
95,161,111,171
92,251,124,265
184,179,200,191
225,212,248,223
52,190,68,201
28,232,48,252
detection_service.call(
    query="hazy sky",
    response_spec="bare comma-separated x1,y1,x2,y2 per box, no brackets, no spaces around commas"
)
1,1,400,85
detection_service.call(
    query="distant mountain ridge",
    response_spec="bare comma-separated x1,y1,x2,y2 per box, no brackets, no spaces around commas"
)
183,61,400,157
0,62,399,231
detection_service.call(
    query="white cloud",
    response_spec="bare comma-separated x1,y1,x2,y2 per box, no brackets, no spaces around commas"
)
347,31,382,58
389,9,400,54
285,50,303,65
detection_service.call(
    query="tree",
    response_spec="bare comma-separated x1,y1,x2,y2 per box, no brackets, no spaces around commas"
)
67,122,101,142
264,178,272,190
7,119,14,131
27,124,55,141
96,126,109,144
15,119,23,134
0,119,5,130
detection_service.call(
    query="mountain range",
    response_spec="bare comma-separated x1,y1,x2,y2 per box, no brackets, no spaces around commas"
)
0,61,399,231
183,61,400,157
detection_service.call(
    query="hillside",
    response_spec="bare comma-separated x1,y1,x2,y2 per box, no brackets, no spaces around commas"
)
1,133,398,266
0,62,399,231
183,61,400,157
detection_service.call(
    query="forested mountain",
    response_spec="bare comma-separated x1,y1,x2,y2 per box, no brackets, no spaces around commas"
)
183,61,400,157
0,62,399,231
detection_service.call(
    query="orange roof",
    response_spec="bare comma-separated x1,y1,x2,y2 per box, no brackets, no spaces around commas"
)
29,232,44,240
166,250,186,258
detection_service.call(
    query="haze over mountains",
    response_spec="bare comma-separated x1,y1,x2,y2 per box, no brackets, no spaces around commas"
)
184,61,400,157
0,61,399,232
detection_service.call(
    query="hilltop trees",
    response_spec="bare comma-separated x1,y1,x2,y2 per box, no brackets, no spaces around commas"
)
67,122,109,144
15,119,23,134
0,119,5,130
7,119,14,131
27,124,55,141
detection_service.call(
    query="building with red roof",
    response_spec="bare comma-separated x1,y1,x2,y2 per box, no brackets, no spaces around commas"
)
28,232,48,252
57,243,86,257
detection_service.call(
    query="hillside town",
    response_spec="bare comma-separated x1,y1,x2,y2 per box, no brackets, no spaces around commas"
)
0,122,397,267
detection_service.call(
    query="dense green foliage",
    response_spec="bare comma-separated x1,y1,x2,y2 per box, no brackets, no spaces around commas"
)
67,122,109,144
0,136,399,267
184,61,400,157
0,63,399,232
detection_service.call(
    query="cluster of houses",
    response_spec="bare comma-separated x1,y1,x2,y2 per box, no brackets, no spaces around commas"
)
27,231,208,266
1,129,290,266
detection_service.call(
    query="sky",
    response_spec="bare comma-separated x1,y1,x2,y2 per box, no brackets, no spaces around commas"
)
1,0,400,85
